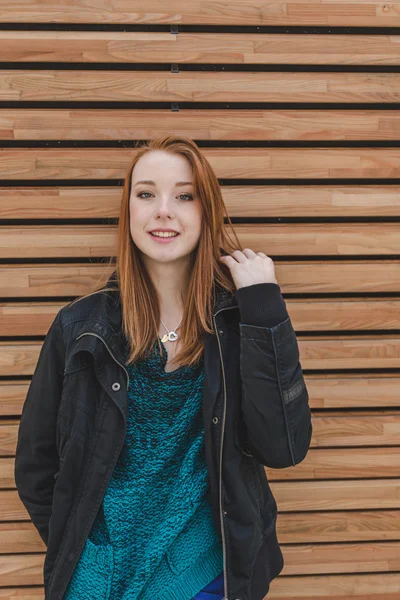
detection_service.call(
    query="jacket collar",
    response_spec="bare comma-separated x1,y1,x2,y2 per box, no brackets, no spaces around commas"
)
73,270,238,363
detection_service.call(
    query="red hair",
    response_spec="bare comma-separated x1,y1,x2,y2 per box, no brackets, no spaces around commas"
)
70,135,243,369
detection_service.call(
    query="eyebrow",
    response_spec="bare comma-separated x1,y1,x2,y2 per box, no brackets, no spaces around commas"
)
133,180,193,187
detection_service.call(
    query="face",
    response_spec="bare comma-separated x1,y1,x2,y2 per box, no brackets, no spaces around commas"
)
129,150,202,268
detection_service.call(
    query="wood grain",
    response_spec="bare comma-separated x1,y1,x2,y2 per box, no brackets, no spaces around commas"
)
0,2,398,26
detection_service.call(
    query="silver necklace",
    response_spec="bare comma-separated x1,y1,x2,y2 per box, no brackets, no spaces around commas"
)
160,317,182,343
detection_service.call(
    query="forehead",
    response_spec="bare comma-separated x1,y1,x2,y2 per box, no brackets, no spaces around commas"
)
132,151,193,183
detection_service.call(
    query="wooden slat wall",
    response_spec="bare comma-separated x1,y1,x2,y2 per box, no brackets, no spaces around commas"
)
1,1,400,598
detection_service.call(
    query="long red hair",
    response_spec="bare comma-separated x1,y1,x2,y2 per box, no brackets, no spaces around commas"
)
69,135,243,368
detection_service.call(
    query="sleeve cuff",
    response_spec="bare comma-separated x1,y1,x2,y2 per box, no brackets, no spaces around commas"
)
234,282,289,328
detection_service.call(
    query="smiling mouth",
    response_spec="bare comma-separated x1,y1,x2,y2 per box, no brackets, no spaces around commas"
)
150,232,179,237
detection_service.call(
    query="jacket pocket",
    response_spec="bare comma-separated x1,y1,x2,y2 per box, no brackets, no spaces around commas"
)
63,537,114,600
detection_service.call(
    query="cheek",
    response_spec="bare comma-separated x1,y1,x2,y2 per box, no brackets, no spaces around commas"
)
129,204,146,230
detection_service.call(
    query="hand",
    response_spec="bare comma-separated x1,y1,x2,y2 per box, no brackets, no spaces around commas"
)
219,248,278,290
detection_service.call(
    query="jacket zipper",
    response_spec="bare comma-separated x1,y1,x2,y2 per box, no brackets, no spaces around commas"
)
213,304,237,600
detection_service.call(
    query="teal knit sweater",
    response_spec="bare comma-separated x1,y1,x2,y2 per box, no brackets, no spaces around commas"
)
63,336,224,600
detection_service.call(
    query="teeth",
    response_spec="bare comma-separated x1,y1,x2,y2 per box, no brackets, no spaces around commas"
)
151,231,178,238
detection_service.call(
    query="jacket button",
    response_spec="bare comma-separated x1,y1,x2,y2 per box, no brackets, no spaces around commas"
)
67,552,74,561
212,416,218,424
218,329,224,335
223,510,227,516
112,382,120,391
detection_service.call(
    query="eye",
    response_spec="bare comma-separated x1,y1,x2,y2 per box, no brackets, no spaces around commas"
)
137,192,194,201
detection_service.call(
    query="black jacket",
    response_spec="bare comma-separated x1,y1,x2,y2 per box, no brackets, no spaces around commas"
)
14,271,312,600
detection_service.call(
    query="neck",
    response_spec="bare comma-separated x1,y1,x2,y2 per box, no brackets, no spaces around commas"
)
144,255,190,318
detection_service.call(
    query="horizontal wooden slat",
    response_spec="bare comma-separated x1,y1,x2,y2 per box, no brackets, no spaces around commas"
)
2,510,400,550
277,510,400,543
0,32,400,65
0,522,45,553
311,415,400,447
0,2,398,27
3,148,400,180
3,297,400,335
281,541,400,575
3,446,400,485
3,374,400,413
3,186,400,219
1,542,399,583
4,335,400,374
4,222,400,258
0,553,44,587
2,416,400,457
272,479,400,512
3,446,400,484
4,478,400,516
4,479,400,515
3,510,400,548
306,376,400,409
4,109,400,141
267,447,400,480
0,32,399,65
2,414,400,456
2,71,400,103
3,262,400,297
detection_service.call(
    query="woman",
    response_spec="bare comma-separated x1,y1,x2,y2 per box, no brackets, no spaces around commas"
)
14,135,312,600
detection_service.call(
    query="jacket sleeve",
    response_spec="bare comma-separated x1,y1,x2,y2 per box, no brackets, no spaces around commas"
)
234,282,312,469
14,309,66,546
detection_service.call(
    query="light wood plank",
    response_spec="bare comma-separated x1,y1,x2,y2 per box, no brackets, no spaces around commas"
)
4,446,400,484
4,335,400,374
0,2,398,27
3,147,400,180
5,109,400,141
311,415,400,448
2,71,400,103
2,512,400,549
4,222,400,258
281,541,400,575
277,511,400,543
0,32,399,65
3,374,400,414
271,479,400,512
3,186,400,220
4,480,400,517
267,447,400,480
4,297,400,336
3,263,400,297
306,375,400,409
3,542,399,582
5,480,400,523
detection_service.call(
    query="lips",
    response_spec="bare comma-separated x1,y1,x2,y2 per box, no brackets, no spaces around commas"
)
147,231,180,243
150,232,179,237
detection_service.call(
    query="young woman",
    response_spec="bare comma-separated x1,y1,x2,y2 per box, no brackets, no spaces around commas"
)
14,135,312,600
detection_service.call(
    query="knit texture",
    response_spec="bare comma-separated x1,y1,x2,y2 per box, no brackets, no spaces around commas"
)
63,337,224,600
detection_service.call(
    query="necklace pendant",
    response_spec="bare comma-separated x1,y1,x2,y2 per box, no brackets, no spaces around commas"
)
167,331,178,342
161,333,169,342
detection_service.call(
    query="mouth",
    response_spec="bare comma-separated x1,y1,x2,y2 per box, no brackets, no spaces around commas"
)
148,231,181,243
